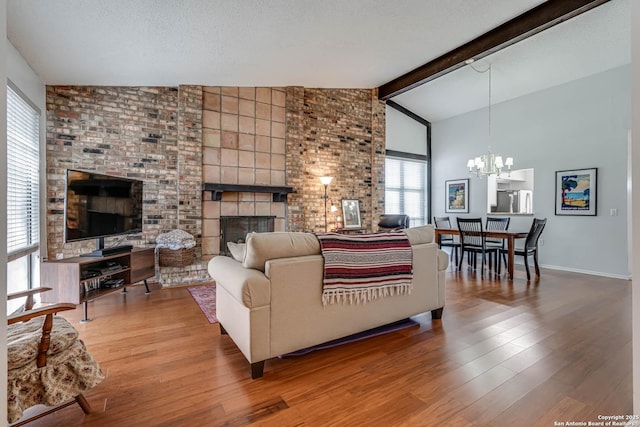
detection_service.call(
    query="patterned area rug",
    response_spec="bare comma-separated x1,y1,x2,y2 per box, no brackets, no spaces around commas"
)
279,318,419,358
187,284,218,324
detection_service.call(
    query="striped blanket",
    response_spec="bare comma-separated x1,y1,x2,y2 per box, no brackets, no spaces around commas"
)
316,232,413,305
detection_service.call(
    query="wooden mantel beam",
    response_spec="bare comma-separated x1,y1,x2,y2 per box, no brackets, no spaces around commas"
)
202,183,294,202
377,0,610,100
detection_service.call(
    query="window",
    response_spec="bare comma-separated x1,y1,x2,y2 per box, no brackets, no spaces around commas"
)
7,83,40,314
385,155,427,226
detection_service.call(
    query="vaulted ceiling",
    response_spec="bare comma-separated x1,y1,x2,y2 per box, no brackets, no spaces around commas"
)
391,0,629,121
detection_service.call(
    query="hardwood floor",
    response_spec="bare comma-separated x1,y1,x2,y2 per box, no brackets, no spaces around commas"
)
21,264,632,426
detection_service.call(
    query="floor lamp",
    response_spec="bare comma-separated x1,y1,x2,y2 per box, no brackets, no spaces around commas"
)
319,176,333,232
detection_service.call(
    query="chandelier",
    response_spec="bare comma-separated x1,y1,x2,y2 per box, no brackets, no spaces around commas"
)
467,153,513,177
465,61,513,178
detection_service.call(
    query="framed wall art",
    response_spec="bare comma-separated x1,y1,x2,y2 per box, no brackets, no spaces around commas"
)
341,199,362,229
555,168,597,216
445,179,469,213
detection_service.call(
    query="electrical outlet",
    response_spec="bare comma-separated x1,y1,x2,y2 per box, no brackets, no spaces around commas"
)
538,238,544,246
610,208,618,216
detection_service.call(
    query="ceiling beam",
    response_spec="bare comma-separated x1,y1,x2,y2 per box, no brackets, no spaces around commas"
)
377,0,610,100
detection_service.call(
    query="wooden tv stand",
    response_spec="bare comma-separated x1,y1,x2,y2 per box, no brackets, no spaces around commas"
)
42,247,155,322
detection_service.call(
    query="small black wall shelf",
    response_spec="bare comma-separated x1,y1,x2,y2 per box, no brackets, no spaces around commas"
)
202,183,294,202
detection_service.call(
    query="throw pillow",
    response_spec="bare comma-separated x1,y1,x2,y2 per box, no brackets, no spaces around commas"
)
227,242,246,262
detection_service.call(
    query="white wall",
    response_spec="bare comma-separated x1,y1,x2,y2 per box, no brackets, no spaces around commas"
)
385,105,427,155
2,36,44,421
432,65,631,278
1,1,8,421
7,41,44,109
631,0,640,413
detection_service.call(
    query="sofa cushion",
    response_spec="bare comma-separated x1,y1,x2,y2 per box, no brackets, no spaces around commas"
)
227,242,246,262
402,225,435,245
7,316,78,370
243,232,321,272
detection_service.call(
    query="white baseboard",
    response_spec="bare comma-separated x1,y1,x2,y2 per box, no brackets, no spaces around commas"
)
540,263,631,281
440,247,632,280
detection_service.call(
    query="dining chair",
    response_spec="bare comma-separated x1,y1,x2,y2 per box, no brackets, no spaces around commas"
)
485,216,510,269
433,216,460,266
456,217,499,276
498,217,547,281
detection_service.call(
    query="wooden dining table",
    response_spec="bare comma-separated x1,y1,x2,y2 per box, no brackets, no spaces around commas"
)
434,228,528,280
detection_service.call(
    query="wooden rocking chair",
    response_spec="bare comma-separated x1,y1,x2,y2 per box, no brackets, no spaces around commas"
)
7,287,104,425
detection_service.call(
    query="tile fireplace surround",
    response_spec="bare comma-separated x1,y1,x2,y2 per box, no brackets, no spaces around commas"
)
201,87,290,260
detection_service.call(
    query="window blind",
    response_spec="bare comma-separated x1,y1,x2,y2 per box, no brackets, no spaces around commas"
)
7,84,40,259
385,156,426,226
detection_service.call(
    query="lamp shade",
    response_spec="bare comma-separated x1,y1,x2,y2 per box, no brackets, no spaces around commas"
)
319,176,333,185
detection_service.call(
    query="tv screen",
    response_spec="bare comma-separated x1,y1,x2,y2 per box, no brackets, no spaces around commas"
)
64,170,143,243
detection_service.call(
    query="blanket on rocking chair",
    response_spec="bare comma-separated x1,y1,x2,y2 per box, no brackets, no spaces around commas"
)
316,232,413,305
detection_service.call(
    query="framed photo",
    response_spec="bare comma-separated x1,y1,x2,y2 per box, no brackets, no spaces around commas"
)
555,168,597,216
445,179,469,213
341,199,362,229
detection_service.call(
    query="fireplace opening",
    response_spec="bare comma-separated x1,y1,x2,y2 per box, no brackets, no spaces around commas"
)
220,216,275,256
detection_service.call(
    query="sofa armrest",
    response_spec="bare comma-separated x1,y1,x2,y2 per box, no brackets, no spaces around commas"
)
207,256,271,308
437,249,449,271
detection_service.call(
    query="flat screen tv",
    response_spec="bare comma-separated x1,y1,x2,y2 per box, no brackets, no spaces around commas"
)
64,169,144,248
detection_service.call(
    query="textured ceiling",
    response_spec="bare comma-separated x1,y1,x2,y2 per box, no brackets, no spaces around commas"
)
8,0,544,87
7,0,628,122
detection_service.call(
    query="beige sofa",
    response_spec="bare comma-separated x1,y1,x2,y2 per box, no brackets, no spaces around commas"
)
207,225,449,378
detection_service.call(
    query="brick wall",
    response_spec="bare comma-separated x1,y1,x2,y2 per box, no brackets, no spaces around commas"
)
177,86,203,237
286,87,386,233
370,90,386,226
46,84,386,279
47,86,177,257
45,86,206,285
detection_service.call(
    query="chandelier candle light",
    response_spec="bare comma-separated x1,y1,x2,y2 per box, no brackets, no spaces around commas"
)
465,60,513,178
